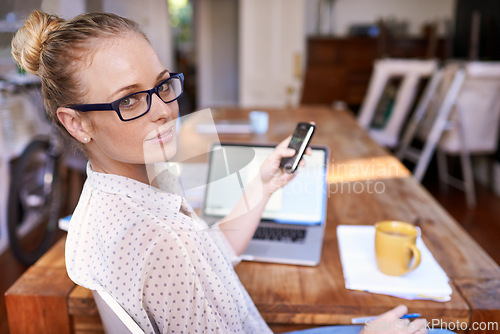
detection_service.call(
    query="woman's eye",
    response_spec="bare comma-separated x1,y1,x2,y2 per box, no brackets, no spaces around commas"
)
158,82,170,93
119,96,138,108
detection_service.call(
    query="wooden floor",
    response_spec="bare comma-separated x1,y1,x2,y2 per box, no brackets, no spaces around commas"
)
1,169,499,334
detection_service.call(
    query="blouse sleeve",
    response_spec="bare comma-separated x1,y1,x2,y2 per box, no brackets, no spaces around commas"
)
207,223,241,266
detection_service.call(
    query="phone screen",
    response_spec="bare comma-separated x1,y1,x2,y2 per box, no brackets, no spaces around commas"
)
289,126,309,150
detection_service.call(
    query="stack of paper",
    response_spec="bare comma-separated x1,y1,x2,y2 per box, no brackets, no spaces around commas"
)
337,225,452,302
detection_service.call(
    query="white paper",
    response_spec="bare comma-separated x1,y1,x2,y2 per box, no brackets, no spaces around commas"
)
337,225,452,302
196,121,253,134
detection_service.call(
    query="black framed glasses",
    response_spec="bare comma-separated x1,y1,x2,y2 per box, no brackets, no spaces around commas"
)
66,73,184,122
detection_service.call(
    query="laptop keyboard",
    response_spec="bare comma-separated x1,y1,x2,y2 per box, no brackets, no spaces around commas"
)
252,225,307,243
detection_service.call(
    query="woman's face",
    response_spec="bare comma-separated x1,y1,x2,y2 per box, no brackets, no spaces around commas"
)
79,33,178,177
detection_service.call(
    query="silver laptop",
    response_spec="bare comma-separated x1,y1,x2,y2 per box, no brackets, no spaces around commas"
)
203,143,329,266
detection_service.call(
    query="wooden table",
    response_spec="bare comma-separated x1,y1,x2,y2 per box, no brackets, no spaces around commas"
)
6,106,500,334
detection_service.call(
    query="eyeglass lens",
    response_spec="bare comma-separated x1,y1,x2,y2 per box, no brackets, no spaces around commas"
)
118,77,182,120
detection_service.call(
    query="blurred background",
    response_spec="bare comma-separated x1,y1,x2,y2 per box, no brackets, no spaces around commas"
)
0,0,499,261
1,1,500,332
1,0,499,258
2,0,499,112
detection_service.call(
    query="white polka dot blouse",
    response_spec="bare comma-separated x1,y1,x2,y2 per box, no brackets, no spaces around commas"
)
65,163,272,334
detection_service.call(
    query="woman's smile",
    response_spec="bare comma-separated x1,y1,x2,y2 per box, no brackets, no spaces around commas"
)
145,125,175,144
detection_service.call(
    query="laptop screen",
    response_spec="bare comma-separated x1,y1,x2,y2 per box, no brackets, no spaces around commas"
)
203,143,328,225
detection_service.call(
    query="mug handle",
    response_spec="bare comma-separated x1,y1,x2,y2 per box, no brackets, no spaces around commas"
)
404,243,421,274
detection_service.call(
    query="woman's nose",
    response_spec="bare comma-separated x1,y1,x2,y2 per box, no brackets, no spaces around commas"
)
149,93,177,121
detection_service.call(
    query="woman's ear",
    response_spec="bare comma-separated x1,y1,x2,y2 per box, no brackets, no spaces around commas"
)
56,107,92,144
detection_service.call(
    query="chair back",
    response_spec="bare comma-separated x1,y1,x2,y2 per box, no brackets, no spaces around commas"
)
358,58,438,148
418,61,500,154
92,289,145,334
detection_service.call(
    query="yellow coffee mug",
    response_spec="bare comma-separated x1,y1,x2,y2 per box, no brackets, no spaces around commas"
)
375,221,421,276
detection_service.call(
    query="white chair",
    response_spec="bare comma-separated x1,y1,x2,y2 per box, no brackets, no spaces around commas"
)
358,58,438,148
397,61,500,207
92,289,145,334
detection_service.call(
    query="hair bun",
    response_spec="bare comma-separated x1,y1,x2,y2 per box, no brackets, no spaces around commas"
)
11,10,64,75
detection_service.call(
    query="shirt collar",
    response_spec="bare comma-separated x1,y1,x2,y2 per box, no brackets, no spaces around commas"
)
85,162,183,212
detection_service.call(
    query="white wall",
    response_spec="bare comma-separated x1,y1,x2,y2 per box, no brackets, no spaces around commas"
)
102,0,173,71
196,0,458,109
41,0,85,18
305,0,456,37
40,0,173,70
239,0,305,108
196,0,239,109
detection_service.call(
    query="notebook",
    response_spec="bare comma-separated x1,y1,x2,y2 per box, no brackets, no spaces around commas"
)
203,143,329,266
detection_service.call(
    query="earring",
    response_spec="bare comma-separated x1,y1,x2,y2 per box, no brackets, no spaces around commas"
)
83,137,89,143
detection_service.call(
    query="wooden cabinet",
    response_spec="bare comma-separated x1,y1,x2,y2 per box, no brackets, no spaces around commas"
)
301,36,446,106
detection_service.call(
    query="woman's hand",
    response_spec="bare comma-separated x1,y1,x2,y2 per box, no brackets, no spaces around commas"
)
218,128,313,255
360,305,427,334
259,135,312,197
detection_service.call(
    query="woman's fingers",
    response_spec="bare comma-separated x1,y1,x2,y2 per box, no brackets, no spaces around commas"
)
298,147,313,167
409,319,427,334
276,135,292,150
270,137,295,162
264,131,315,183
413,330,427,334
377,305,408,322
282,148,296,158
362,305,428,334
400,319,411,327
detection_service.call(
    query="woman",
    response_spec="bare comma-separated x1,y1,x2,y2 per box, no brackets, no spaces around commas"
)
12,10,432,334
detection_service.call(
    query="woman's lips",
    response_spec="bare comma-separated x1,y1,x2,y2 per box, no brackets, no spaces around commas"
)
145,126,174,143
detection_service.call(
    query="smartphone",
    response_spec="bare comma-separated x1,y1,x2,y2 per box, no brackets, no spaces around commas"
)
280,122,316,173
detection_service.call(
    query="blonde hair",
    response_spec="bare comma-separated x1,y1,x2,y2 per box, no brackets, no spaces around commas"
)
11,10,147,135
